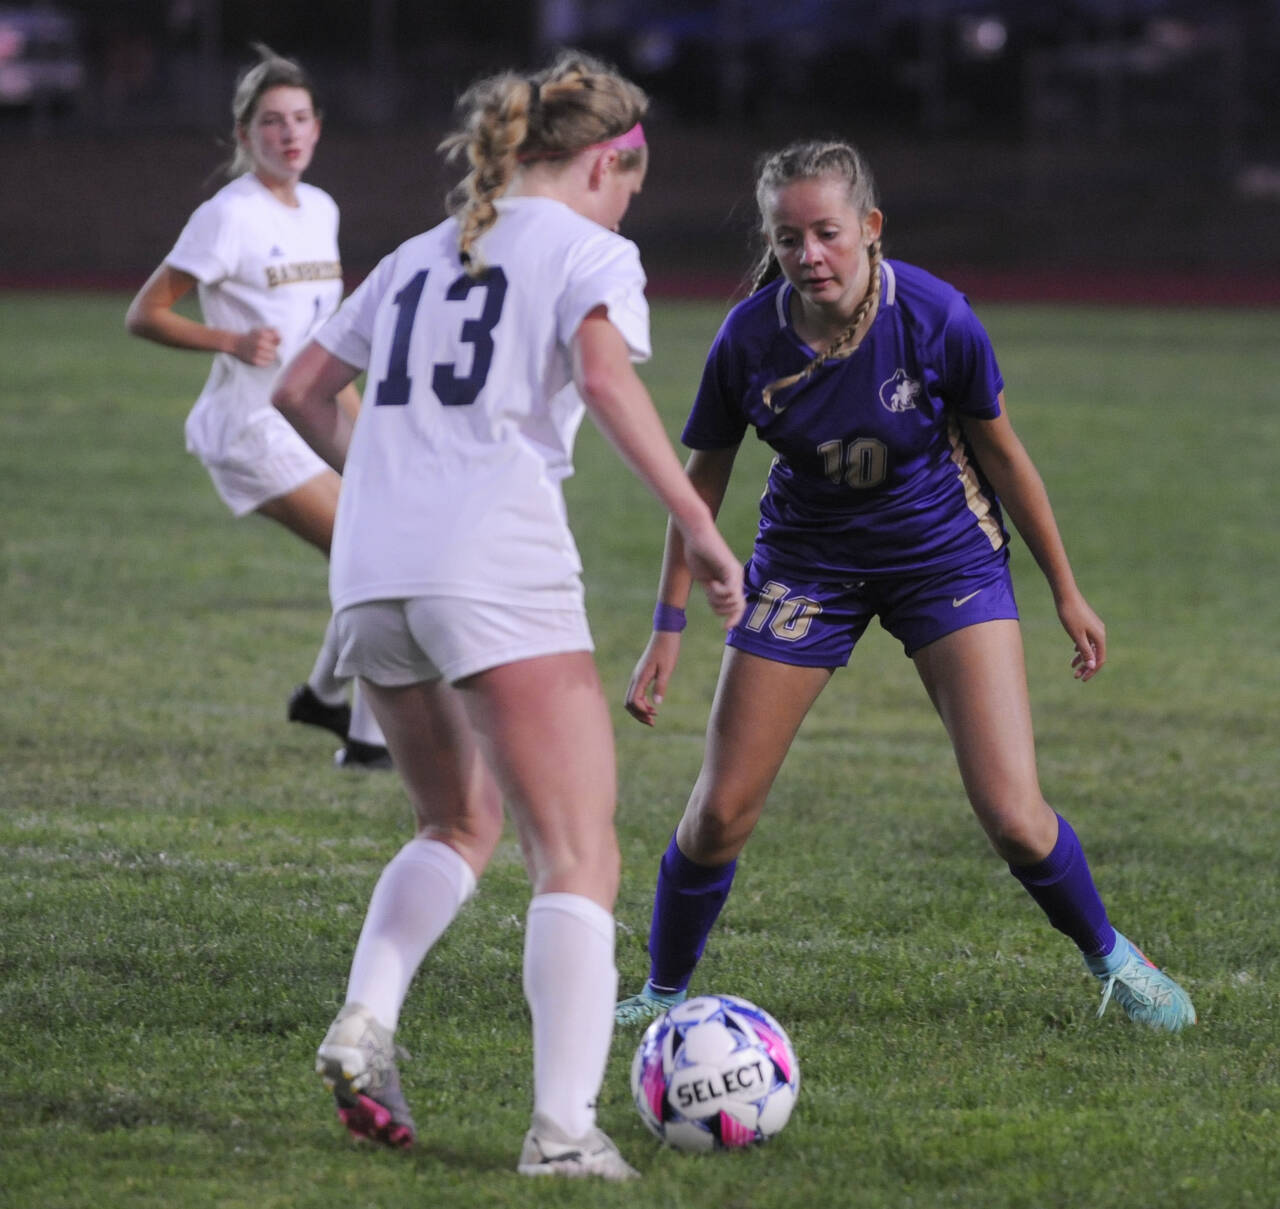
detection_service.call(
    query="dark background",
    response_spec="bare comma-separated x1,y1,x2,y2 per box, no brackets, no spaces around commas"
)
3,1,1279,299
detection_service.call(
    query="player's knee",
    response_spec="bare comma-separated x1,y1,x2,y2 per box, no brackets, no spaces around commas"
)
415,787,504,866
417,816,501,874
529,830,620,902
977,801,1057,865
681,791,760,862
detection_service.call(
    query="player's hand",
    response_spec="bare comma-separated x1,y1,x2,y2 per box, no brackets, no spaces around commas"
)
1058,592,1106,681
624,631,685,726
232,325,283,367
682,532,745,630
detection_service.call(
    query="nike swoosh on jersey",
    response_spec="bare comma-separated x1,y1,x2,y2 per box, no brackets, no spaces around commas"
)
952,591,982,607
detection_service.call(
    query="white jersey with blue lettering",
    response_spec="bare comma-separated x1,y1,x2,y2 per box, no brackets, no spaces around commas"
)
165,173,344,461
315,195,651,613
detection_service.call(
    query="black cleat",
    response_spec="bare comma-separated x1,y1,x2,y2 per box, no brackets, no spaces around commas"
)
287,684,351,741
334,739,393,771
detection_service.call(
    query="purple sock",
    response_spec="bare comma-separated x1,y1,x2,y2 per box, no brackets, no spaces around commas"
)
647,833,737,993
1008,813,1116,958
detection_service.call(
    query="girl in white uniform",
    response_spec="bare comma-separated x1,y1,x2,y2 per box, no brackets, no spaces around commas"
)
125,44,386,767
273,52,745,1180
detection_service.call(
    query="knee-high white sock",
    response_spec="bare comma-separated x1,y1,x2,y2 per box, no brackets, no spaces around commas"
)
345,838,476,1032
523,893,617,1140
347,681,387,747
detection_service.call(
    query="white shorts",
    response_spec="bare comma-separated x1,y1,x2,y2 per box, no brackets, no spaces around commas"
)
334,596,595,686
195,411,332,517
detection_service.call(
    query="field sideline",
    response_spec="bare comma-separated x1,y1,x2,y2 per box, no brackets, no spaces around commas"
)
1,291,1277,1208
7,266,1280,308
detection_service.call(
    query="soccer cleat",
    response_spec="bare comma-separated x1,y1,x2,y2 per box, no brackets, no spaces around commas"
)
333,739,393,771
517,1113,639,1181
287,683,350,741
316,1002,416,1148
614,981,687,1026
1085,931,1196,1032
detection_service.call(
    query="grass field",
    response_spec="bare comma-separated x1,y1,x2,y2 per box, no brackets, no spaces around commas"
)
2,290,1278,1208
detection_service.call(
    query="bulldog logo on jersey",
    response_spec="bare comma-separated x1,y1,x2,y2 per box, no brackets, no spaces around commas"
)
879,369,921,413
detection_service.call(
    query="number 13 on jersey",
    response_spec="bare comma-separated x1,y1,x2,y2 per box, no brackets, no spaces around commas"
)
374,267,509,408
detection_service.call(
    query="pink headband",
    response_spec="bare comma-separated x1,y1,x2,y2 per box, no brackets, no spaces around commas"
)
596,122,646,153
517,123,646,164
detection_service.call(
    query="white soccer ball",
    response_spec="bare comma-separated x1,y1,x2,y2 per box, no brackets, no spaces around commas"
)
630,993,800,1151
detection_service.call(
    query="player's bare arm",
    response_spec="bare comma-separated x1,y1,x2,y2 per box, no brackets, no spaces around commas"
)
273,341,361,472
126,263,280,365
962,400,1106,678
572,311,744,627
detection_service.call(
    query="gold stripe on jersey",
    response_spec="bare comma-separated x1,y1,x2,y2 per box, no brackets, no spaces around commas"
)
946,415,1004,550
265,260,343,288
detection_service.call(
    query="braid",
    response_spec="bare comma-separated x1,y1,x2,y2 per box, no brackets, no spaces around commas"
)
825,237,882,361
438,75,533,276
761,238,882,412
748,249,782,295
439,52,647,277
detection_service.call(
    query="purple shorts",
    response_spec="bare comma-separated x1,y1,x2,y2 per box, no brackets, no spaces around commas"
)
726,548,1019,668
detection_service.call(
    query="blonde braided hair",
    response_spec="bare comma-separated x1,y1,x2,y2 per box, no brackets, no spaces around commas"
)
749,141,883,411
438,51,648,277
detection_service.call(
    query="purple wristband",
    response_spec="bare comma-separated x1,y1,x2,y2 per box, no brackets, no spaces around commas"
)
652,602,688,633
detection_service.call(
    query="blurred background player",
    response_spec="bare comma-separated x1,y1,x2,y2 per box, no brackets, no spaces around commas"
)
124,43,388,768
273,52,744,1179
616,139,1195,1034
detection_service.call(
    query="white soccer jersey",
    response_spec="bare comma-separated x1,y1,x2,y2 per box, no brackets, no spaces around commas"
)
165,173,344,460
315,195,651,613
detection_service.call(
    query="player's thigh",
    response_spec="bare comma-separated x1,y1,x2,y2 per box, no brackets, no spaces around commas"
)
334,600,505,864
359,677,504,870
255,469,341,554
459,650,620,902
203,411,338,550
679,648,831,860
912,619,1047,818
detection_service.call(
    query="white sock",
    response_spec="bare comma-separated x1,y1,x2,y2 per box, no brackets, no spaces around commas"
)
347,681,387,747
307,615,347,704
345,838,476,1032
523,893,617,1140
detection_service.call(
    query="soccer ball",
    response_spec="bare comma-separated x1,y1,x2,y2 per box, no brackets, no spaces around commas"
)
630,993,800,1151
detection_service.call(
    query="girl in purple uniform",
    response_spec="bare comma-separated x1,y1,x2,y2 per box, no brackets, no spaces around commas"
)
616,139,1194,1032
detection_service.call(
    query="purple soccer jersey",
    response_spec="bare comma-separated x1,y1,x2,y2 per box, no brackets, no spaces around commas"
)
684,260,1009,579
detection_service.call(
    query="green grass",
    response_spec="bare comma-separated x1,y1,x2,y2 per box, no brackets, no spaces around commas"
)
2,291,1278,1208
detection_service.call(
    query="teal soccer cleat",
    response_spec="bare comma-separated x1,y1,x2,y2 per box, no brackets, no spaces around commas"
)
614,981,687,1027
1085,932,1196,1032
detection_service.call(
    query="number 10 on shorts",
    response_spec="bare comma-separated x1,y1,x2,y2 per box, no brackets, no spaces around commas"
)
744,581,821,642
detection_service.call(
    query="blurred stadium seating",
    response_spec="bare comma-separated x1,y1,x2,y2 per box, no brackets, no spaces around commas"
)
2,1,1277,300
